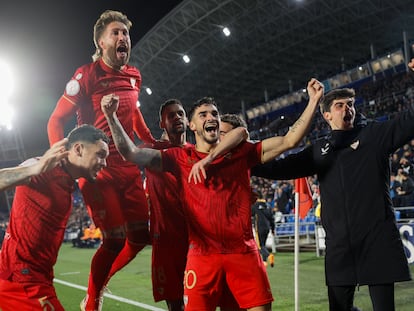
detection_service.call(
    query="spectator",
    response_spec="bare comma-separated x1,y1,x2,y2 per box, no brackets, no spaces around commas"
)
396,170,414,219
399,156,414,177
311,183,320,210
390,153,401,175
275,182,292,214
390,173,402,207
273,206,284,224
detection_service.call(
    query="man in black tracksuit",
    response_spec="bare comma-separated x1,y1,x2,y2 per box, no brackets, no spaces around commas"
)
251,191,275,265
252,69,414,310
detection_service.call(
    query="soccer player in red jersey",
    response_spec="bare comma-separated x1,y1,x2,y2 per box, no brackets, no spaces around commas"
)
0,125,109,311
146,99,245,310
142,99,190,310
47,10,155,310
101,77,323,310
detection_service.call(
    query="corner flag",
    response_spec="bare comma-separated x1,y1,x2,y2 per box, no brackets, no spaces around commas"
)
294,177,313,220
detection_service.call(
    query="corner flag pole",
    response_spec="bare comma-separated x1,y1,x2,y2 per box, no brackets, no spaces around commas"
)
294,191,299,311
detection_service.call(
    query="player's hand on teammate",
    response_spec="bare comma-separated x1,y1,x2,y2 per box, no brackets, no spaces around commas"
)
188,155,213,184
31,138,69,175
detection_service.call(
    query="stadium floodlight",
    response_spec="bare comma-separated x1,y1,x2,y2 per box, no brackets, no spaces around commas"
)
0,60,14,100
182,54,190,64
222,27,231,37
145,87,152,95
0,106,14,130
0,59,15,129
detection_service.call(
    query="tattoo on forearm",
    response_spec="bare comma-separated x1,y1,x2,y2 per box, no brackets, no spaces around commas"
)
113,129,129,155
108,117,133,155
0,168,29,190
290,117,305,133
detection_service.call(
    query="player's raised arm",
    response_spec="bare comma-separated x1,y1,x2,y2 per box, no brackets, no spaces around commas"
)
260,78,324,163
0,138,69,191
101,94,162,171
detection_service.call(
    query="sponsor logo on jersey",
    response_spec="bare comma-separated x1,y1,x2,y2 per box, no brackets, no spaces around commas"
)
321,142,330,155
350,140,360,150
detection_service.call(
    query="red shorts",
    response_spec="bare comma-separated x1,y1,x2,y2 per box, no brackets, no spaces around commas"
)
151,239,188,302
183,250,273,310
79,165,149,238
0,279,64,311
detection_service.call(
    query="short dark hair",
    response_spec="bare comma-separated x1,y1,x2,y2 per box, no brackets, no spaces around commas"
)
66,125,109,148
320,88,356,113
159,98,183,120
188,97,219,121
220,113,247,129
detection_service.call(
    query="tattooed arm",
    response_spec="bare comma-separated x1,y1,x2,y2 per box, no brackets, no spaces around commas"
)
101,94,162,171
260,78,323,163
0,138,69,190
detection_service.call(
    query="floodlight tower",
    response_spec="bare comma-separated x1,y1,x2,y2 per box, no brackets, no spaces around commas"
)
0,59,26,213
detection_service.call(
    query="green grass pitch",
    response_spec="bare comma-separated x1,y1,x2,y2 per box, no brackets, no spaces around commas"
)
54,243,414,311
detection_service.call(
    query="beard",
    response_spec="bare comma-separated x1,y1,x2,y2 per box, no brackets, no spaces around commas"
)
198,129,218,145
107,46,130,67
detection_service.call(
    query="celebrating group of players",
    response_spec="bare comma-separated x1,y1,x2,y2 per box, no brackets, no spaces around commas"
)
0,9,413,311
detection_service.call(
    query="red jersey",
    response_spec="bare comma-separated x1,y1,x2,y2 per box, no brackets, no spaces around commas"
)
162,141,262,255
0,165,74,285
57,59,154,163
145,142,191,244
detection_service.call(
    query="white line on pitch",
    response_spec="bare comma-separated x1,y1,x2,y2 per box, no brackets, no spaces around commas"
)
53,278,166,311
59,271,80,275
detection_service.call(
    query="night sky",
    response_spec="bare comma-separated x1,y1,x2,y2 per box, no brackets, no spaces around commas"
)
0,0,182,156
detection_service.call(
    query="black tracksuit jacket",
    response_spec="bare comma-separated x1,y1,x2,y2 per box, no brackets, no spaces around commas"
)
252,112,413,286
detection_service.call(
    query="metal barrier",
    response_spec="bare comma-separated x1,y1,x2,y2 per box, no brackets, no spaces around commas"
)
270,208,414,260
269,214,318,252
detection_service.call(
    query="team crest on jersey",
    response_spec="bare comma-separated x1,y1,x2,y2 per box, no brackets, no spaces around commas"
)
100,81,109,88
65,79,80,96
130,78,136,87
75,73,83,80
